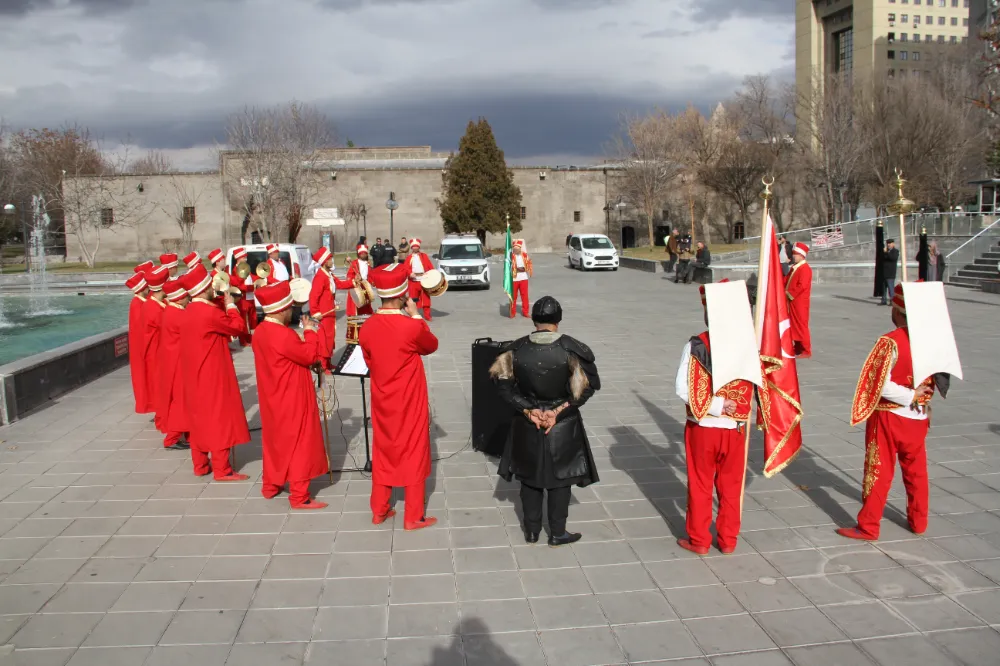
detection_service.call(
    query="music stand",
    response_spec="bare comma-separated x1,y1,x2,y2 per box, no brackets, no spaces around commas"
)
327,343,373,473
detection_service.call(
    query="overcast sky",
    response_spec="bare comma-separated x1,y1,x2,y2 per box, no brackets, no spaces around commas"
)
0,0,794,168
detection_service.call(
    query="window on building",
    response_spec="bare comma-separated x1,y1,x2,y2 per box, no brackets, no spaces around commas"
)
661,209,669,221
951,0,958,6
938,34,945,42
888,49,896,59
100,208,115,227
834,27,853,73
902,13,909,22
915,0,921,4
182,207,196,225
889,13,896,21
913,51,921,60
964,0,969,7
914,15,921,23
573,211,582,223
900,50,909,59
938,16,945,24
963,17,969,26
733,222,745,240
520,206,526,220
889,68,896,77
950,35,957,43
938,0,944,6
901,33,908,41
889,31,896,42
950,17,957,25
927,14,933,22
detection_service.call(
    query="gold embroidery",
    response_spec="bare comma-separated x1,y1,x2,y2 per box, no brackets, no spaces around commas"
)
688,357,712,421
862,426,881,500
850,336,897,426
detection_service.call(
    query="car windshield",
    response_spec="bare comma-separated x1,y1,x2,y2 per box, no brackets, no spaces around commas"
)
582,237,613,250
440,244,485,260
232,251,291,275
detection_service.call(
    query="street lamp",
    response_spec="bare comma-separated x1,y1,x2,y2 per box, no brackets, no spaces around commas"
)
385,192,398,244
615,197,626,247
1,204,14,275
359,204,367,240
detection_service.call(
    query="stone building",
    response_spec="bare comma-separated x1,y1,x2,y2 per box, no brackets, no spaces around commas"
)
65,146,625,263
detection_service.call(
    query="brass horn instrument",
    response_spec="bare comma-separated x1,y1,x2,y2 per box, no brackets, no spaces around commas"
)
234,261,251,280
254,261,271,288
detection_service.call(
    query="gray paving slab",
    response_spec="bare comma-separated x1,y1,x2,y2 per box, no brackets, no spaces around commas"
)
2,256,1000,664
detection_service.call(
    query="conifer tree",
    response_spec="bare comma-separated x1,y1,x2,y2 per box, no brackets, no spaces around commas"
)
437,118,522,236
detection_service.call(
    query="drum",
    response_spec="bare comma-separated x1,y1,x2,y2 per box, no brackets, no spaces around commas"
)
419,269,448,297
346,315,370,345
289,278,311,304
350,280,374,307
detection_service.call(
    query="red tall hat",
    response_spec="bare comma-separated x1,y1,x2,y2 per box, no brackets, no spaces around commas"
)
125,273,147,294
164,279,187,302
892,282,909,313
793,242,809,258
135,260,154,274
256,282,294,315
182,251,201,269
181,264,212,298
369,262,410,299
313,247,332,266
159,253,179,269
146,266,169,291
409,238,421,249
357,244,369,257
233,247,248,261
207,248,225,265
266,243,279,254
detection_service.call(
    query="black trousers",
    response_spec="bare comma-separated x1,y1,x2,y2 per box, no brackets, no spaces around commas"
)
520,483,571,536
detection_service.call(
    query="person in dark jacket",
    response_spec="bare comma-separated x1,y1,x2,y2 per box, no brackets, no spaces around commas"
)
380,240,397,266
881,239,900,305
491,296,600,547
680,241,711,284
371,238,385,266
665,229,680,272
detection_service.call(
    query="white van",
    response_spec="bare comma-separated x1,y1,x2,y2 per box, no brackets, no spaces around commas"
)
567,234,619,271
434,234,491,289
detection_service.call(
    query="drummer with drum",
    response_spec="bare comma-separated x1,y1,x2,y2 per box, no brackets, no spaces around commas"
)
406,238,436,320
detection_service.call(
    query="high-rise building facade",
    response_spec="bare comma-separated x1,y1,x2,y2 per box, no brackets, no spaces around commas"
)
968,0,998,38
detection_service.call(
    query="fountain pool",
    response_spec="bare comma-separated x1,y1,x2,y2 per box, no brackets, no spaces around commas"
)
0,292,130,366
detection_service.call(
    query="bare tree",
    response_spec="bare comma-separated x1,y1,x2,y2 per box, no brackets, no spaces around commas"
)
159,174,210,250
128,149,174,174
612,111,683,245
223,101,337,243
338,184,366,244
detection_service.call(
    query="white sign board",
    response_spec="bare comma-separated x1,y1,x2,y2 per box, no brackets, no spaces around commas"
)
313,208,340,219
706,280,763,391
305,218,344,227
902,281,963,385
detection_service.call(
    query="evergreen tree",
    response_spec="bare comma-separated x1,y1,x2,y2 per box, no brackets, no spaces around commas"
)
437,118,522,236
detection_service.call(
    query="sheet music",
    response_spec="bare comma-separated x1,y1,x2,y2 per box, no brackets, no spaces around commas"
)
334,344,369,376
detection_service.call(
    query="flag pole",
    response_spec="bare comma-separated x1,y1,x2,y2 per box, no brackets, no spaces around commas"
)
754,176,774,344
887,168,915,283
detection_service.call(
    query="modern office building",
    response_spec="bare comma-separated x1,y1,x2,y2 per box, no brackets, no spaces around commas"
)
968,0,998,38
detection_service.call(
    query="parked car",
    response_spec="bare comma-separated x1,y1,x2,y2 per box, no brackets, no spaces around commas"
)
567,233,619,271
434,234,491,289
225,243,317,320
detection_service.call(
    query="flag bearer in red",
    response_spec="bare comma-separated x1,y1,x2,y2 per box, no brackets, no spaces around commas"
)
231,247,258,346
309,247,353,371
126,272,152,415
252,282,330,509
406,238,435,320
674,282,754,555
179,265,250,481
182,251,201,272
509,240,533,318
359,263,440,529
160,253,180,277
159,280,191,451
345,244,375,317
837,284,944,541
142,266,169,432
784,242,813,358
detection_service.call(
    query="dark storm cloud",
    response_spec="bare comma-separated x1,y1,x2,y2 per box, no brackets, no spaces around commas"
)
689,0,792,23
0,0,144,16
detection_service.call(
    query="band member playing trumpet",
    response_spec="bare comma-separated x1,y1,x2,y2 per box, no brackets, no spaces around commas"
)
179,265,251,482
359,263,439,530
126,271,152,416
159,280,191,451
346,244,375,317
510,240,533,318
142,266,169,433
406,238,434,320
264,243,289,283
231,247,258,346
310,247,353,372
252,281,330,509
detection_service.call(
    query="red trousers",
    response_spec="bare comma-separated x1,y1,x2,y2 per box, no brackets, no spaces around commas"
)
263,479,314,507
163,431,185,448
237,299,257,346
684,422,748,551
407,281,431,319
317,316,336,372
856,411,930,538
510,280,529,317
371,481,426,524
192,447,234,479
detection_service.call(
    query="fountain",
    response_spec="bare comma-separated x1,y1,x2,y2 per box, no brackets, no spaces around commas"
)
24,195,70,317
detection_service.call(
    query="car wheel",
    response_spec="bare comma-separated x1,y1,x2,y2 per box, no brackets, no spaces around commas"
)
613,267,618,272
568,256,574,269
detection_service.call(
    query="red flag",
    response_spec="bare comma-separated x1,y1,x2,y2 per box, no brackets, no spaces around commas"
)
755,214,804,477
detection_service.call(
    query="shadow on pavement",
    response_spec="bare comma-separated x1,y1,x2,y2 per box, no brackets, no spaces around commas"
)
425,619,521,666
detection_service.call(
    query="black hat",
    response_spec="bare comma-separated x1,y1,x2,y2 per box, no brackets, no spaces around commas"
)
887,238,896,243
531,296,562,324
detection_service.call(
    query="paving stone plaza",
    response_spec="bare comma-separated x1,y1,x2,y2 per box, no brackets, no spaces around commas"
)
1,255,1000,665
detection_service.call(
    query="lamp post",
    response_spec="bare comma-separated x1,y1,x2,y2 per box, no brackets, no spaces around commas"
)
615,197,626,248
2,204,14,276
603,202,611,238
359,204,367,240
385,192,398,243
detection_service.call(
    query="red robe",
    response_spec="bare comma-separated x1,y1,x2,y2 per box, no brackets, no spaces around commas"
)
129,295,152,413
309,267,352,368
229,268,258,345
358,309,439,486
159,302,189,437
252,320,328,488
785,261,813,357
142,296,167,431
180,299,250,454
345,259,375,317
406,252,435,315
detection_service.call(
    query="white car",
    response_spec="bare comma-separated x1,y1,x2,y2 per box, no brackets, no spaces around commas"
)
434,234,491,289
567,233,619,271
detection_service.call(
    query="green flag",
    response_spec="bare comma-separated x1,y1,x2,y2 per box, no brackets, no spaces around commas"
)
503,223,514,306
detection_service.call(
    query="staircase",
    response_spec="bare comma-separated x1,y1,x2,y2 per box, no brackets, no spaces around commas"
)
948,240,1000,289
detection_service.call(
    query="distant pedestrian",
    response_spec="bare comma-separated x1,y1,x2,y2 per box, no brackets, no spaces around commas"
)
881,239,900,305
371,238,385,266
666,229,680,272
679,241,711,284
398,237,409,263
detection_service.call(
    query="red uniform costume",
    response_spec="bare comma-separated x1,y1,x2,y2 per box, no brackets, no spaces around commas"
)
252,282,329,509
841,286,937,540
676,330,753,554
264,243,289,285
179,265,250,481
126,273,152,414
142,267,170,432
509,241,533,318
228,248,258,346
182,251,201,272
784,242,813,358
158,281,190,448
359,264,440,528
159,253,179,277
309,247,353,372
345,245,375,317
405,239,435,320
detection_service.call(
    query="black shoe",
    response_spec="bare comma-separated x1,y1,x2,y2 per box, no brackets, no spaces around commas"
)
548,532,582,547
524,531,539,544
165,442,190,451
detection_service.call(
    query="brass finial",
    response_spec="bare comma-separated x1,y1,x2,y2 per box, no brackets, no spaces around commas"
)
760,176,775,201
877,219,884,228
888,167,915,216
921,225,926,234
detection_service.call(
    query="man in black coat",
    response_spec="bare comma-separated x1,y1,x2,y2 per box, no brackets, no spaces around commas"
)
491,296,600,547
680,241,712,284
371,238,385,267
380,239,397,266
881,238,900,305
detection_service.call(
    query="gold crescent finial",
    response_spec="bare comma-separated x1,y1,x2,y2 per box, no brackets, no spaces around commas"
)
760,176,774,201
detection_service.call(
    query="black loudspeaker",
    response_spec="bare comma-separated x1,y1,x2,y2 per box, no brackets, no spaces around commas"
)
471,337,515,457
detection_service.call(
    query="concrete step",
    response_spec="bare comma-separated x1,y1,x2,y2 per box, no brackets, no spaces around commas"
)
974,257,1000,265
947,275,984,288
957,268,1000,279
